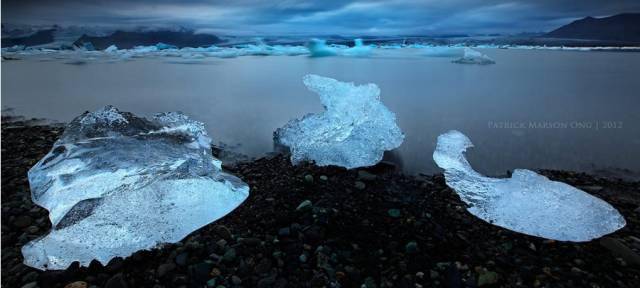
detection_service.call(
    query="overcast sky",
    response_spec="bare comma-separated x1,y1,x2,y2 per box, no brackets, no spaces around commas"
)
3,0,640,35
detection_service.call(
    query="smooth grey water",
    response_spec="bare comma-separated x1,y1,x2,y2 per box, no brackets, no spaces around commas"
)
2,49,640,177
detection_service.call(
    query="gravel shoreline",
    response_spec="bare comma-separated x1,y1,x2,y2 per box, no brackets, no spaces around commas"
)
2,121,639,288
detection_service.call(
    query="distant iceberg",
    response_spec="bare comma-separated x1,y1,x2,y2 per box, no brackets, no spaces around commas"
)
342,38,373,57
23,106,249,270
452,47,495,64
155,42,178,50
433,130,625,242
307,38,338,57
104,45,118,52
274,75,404,169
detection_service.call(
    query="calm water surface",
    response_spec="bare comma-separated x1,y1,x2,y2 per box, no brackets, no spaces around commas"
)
3,49,640,177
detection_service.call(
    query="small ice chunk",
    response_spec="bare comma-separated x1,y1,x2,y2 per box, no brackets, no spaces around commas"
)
155,42,178,50
423,46,464,58
433,130,625,242
132,45,159,53
307,39,338,57
23,106,249,270
274,75,404,169
453,47,495,64
3,45,26,52
104,45,118,52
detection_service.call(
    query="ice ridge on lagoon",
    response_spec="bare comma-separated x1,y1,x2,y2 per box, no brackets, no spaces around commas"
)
274,75,404,169
23,106,249,270
432,130,625,242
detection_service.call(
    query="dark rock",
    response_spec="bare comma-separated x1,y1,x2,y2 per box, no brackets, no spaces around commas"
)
222,248,236,262
214,225,233,240
387,209,401,218
477,269,499,286
175,252,189,266
357,170,377,181
278,227,290,237
238,237,261,246
231,275,242,285
21,282,38,288
363,277,377,288
600,237,640,265
257,275,276,288
157,263,176,277
405,241,419,254
255,258,272,274
304,174,314,183
104,273,128,288
296,200,313,211
105,257,124,272
189,262,214,283
64,281,87,288
13,215,32,228
21,271,38,283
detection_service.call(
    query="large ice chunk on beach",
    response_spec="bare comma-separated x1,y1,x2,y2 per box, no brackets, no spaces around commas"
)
23,106,249,270
433,130,625,242
274,75,404,169
453,47,495,64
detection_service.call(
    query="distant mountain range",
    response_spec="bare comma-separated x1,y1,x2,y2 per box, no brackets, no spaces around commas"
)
73,30,222,49
546,13,640,43
2,13,640,49
1,29,55,47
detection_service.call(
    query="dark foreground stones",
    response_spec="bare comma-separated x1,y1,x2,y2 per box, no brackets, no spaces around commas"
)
2,122,640,288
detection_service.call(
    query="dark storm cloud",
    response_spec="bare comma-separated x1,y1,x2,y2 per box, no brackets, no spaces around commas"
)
3,0,640,35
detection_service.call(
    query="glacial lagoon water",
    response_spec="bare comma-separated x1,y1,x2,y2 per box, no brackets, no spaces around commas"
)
2,49,640,178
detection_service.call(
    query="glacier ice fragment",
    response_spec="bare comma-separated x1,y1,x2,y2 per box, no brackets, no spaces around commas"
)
23,106,249,270
307,39,338,57
432,130,625,242
274,75,404,169
342,38,373,57
155,42,178,50
104,45,118,52
453,47,495,64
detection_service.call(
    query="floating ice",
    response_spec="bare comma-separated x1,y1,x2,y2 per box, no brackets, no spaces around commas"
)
274,75,404,169
342,39,373,57
104,45,118,52
155,42,178,50
307,39,338,57
423,46,464,58
23,106,249,270
452,47,495,64
433,130,625,242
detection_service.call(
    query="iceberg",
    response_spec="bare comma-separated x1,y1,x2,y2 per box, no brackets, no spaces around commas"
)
342,38,373,57
458,47,495,63
155,42,178,50
274,75,404,169
104,45,118,52
453,47,495,64
433,130,625,242
23,106,249,270
307,39,338,57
